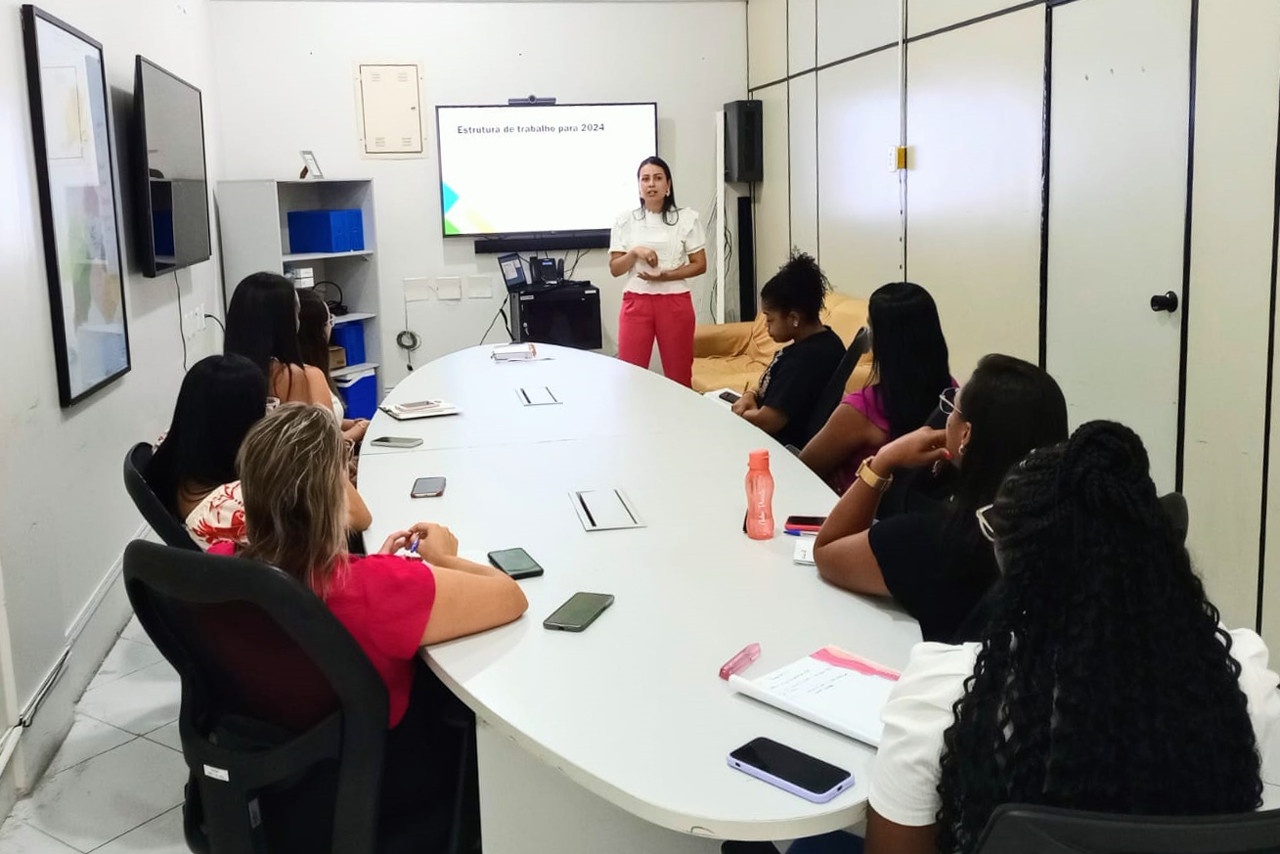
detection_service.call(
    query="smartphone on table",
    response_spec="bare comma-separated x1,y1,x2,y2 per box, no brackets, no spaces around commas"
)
784,515,827,534
728,737,853,803
410,476,447,498
487,548,545,579
543,592,614,631
370,436,423,449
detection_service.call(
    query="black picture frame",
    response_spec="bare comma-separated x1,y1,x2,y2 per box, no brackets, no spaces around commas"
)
22,4,131,407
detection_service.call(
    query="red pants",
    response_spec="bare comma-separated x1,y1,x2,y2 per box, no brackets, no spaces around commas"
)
617,291,695,388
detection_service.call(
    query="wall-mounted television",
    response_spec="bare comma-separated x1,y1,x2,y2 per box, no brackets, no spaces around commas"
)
132,56,211,277
436,102,657,247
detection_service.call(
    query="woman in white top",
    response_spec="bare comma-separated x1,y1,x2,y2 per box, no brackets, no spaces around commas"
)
608,156,707,387
789,420,1280,854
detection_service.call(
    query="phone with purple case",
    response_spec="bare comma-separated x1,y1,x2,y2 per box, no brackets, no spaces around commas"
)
727,736,853,804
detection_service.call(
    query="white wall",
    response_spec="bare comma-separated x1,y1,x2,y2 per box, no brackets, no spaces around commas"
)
209,1,747,387
0,0,224,798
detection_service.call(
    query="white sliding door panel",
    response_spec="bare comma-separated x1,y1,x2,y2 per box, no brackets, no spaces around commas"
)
906,6,1044,379
754,83,792,287
1045,0,1192,494
790,74,819,260
790,0,817,75
817,49,904,297
817,0,900,67
748,0,788,88
908,0,1026,38
1188,0,1280,638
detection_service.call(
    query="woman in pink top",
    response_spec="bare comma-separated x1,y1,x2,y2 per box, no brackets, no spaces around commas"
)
801,282,953,493
213,403,528,848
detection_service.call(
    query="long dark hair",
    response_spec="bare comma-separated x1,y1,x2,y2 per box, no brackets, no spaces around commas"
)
867,282,951,437
144,354,268,516
296,288,337,397
940,355,1069,597
633,156,679,225
224,272,305,386
936,421,1262,854
951,354,1068,522
759,251,829,324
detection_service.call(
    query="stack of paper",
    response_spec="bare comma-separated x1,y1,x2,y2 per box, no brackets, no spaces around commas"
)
379,399,459,420
729,647,900,747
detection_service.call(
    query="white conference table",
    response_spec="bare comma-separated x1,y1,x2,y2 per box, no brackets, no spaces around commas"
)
358,345,922,851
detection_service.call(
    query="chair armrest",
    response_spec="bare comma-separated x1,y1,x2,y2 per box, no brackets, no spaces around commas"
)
694,321,756,358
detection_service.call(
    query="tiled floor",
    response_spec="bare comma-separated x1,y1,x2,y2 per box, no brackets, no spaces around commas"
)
0,616,189,853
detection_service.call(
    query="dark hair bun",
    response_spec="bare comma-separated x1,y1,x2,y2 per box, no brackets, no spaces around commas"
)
1061,420,1152,515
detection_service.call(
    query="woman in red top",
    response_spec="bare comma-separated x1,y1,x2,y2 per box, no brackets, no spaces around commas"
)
216,402,527,848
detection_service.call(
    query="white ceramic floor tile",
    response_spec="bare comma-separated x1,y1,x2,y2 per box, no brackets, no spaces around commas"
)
77,661,180,736
141,721,181,753
118,615,149,644
12,739,186,852
45,715,136,776
86,639,165,692
0,819,82,854
93,806,186,854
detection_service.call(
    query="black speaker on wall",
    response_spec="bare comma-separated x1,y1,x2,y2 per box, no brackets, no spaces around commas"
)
737,196,757,318
724,100,763,183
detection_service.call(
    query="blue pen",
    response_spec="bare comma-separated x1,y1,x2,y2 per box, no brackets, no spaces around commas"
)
783,529,801,536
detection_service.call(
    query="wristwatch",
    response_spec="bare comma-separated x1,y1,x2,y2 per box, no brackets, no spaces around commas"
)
856,458,893,493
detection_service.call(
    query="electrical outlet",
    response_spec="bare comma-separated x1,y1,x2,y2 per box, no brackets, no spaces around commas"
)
182,308,201,341
194,304,205,331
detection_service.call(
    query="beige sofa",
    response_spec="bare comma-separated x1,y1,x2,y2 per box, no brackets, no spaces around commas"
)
691,291,873,394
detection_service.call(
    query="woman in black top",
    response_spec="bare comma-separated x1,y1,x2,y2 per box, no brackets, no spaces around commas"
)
812,354,1067,642
731,252,846,449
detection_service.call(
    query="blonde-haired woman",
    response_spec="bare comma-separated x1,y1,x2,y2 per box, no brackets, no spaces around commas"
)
210,402,527,847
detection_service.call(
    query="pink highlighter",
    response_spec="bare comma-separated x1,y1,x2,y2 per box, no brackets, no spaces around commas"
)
719,643,762,680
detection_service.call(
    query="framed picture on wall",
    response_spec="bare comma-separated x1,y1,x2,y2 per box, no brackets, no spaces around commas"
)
21,5,131,407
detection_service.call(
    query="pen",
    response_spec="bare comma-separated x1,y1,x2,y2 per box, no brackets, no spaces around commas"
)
719,642,762,680
409,535,420,554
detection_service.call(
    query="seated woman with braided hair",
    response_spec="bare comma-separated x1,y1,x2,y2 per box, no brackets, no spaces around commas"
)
790,421,1280,854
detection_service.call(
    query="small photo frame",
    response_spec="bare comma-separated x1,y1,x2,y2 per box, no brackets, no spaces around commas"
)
300,149,324,179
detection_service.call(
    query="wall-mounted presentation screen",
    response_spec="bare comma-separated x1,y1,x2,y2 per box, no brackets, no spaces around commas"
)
436,103,657,238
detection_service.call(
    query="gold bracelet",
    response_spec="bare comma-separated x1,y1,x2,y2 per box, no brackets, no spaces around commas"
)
856,458,893,492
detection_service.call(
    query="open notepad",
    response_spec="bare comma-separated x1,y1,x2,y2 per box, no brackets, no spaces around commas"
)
729,646,900,747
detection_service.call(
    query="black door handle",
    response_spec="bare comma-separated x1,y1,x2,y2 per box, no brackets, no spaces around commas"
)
1150,291,1179,313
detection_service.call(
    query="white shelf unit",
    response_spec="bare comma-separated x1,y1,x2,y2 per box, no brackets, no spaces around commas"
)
216,179,382,396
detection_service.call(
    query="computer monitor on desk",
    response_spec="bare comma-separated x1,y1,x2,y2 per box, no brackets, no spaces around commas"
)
508,281,602,350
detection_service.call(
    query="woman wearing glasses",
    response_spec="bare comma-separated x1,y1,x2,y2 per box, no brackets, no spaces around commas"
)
812,354,1067,642
793,420,1279,854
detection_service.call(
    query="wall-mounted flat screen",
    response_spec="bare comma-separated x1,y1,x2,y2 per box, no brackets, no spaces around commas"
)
132,56,211,277
436,102,657,240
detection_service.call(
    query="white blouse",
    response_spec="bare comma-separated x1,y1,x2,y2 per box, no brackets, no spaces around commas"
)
870,629,1280,827
609,207,706,295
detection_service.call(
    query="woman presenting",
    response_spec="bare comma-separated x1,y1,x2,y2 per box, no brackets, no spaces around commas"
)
609,156,707,387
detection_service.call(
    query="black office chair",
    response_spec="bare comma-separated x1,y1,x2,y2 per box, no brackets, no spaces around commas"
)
801,326,872,447
123,443,199,551
124,539,389,854
973,803,1280,854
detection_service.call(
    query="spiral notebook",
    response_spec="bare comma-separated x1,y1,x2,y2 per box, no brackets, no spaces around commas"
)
729,646,900,747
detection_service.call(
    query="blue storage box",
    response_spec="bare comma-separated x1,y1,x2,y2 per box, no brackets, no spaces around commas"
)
335,370,377,420
287,209,365,254
330,322,366,365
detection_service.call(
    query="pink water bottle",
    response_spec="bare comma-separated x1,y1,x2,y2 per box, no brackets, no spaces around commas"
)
745,449,775,540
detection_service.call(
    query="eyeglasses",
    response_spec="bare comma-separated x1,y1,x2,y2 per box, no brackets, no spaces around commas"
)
939,386,963,418
976,503,996,543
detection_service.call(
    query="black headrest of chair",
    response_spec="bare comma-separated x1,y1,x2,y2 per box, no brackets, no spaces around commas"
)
123,443,200,551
